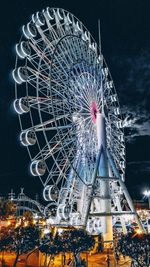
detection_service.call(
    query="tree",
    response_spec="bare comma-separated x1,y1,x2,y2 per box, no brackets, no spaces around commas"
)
39,232,61,267
10,225,40,267
22,210,34,225
60,229,95,266
39,229,95,267
0,227,13,266
0,199,16,219
117,232,150,267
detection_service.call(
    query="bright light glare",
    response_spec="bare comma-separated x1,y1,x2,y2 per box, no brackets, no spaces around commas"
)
44,228,50,235
136,229,142,235
144,190,150,197
58,228,63,235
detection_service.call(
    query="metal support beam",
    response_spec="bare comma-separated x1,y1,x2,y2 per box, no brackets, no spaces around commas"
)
96,176,119,181
89,211,136,216
83,145,103,225
106,149,145,233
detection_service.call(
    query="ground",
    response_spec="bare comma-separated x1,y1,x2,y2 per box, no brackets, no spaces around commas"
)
1,251,131,267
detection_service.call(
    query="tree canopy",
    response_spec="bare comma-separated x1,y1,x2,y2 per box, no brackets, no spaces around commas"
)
0,224,40,267
60,229,95,254
0,199,16,219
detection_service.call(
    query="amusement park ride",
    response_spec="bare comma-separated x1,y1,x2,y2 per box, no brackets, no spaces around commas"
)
12,7,144,242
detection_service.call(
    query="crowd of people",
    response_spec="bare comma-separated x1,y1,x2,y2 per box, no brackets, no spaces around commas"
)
115,231,150,266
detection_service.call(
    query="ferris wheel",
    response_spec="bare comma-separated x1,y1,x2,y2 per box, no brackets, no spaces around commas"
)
13,7,126,227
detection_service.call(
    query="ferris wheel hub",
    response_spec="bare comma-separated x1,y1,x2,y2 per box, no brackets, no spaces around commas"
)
90,101,98,123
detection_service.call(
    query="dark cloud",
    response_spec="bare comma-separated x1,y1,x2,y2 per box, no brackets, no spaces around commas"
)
136,117,149,125
124,127,139,139
127,160,150,173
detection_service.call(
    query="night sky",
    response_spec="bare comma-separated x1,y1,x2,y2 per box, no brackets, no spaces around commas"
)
0,0,150,201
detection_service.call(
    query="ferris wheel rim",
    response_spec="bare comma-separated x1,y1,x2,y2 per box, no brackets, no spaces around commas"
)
13,6,126,213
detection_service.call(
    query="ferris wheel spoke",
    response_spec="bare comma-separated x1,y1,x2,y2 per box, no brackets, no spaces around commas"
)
80,76,96,102
35,40,52,60
25,96,56,115
45,15,63,41
44,16,57,40
51,60,69,79
29,66,67,90
72,101,90,114
54,43,74,68
82,75,94,98
69,36,89,63
36,27,55,51
55,34,89,71
58,34,79,61
69,70,92,108
51,37,93,91
78,78,92,102
89,77,99,100
66,35,85,61
70,37,87,61
44,130,75,161
50,76,69,95
84,116,93,129
32,131,74,163
69,84,90,110
27,56,43,74
53,147,74,187
44,15,55,36
49,36,73,76
74,84,91,108
29,43,51,73
44,14,74,55
29,96,50,106
23,66,50,84
24,41,52,75
46,158,69,188
96,80,103,104
31,105,53,115
32,132,59,160
23,113,71,133
26,62,69,92
73,37,85,59
55,11,74,37
45,144,76,187
37,125,72,132
45,151,69,186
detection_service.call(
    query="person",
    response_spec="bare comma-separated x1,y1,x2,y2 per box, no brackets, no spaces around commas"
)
115,252,120,264
81,258,87,266
106,254,110,267
51,255,55,266
98,233,104,252
63,254,66,265
131,259,135,267
67,258,72,266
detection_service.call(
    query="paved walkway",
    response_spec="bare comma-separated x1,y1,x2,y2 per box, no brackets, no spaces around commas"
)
40,251,132,267
1,251,132,267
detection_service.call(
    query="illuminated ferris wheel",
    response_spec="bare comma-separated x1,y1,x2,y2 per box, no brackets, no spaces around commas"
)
13,7,129,233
